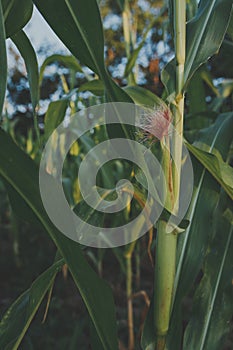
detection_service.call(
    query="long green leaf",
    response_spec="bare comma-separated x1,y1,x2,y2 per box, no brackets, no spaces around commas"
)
0,0,7,116
2,0,33,38
186,67,207,115
39,54,84,86
227,10,233,40
33,0,104,74
185,141,233,200
183,194,233,350
0,129,119,350
0,259,64,350
124,85,163,107
185,0,232,84
79,79,104,96
11,30,39,111
32,0,132,105
141,113,233,350
167,112,233,349
162,0,233,96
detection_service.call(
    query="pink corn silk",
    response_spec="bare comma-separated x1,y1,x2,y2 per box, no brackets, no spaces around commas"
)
140,105,172,142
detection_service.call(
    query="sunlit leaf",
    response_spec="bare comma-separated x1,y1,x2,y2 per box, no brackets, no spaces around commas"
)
124,85,163,107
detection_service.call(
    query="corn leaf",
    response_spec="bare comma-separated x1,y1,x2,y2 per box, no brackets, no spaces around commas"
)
2,0,33,38
32,0,131,104
167,112,233,349
39,54,83,86
44,99,69,140
162,0,233,97
185,140,233,200
142,112,233,350
183,194,233,350
0,259,64,350
11,30,39,111
0,129,119,350
0,0,7,116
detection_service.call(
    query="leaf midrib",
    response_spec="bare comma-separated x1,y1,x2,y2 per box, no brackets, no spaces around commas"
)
184,0,216,83
172,115,231,307
199,226,233,350
64,0,104,77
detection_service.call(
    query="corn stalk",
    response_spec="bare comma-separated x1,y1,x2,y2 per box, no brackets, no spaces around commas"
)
154,1,186,349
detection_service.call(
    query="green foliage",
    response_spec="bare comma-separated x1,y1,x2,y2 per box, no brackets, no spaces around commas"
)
183,193,233,350
167,113,233,350
32,0,132,104
0,259,64,350
11,30,39,112
186,138,233,200
0,0,233,349
162,0,233,98
2,0,33,38
44,100,69,140
0,1,7,116
39,55,83,86
0,129,119,350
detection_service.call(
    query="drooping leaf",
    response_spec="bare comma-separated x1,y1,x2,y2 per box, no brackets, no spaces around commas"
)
185,141,233,200
162,0,233,96
124,85,163,107
183,194,233,350
2,0,33,38
79,79,104,96
0,0,7,116
11,30,39,111
0,129,119,350
39,54,83,86
0,259,64,350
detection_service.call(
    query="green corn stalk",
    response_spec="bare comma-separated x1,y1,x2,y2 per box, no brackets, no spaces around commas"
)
154,1,186,349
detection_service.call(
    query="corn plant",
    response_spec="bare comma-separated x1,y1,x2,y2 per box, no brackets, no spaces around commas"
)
0,1,233,349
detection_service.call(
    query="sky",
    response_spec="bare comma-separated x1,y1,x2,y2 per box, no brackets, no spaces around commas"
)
24,7,68,56
7,6,69,68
